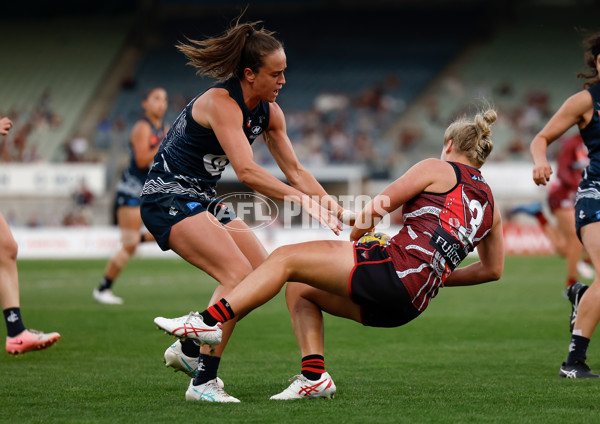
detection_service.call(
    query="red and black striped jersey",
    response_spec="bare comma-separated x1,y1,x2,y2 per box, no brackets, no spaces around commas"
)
387,161,495,312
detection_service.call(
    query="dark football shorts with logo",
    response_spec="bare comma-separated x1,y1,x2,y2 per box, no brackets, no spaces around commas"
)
140,192,237,251
575,178,600,241
349,239,420,328
115,191,142,208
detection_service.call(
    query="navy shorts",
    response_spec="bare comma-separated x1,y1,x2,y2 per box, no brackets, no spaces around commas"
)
349,240,420,328
575,178,600,241
116,191,142,208
140,192,236,251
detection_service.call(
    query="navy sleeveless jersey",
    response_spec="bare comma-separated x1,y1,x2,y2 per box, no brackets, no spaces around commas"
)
580,83,600,179
387,162,495,312
129,116,167,180
142,78,270,200
116,117,167,198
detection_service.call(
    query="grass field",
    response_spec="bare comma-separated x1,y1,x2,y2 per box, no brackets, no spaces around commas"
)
1,255,600,423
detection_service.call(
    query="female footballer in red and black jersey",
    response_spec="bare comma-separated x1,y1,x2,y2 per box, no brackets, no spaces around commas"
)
154,108,504,400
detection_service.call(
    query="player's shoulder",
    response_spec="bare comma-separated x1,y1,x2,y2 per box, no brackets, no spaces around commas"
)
195,87,242,124
132,118,152,133
564,89,594,111
268,101,284,118
413,158,453,174
407,158,455,188
200,86,238,108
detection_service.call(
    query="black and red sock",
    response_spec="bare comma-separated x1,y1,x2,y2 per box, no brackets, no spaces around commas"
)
301,354,325,381
200,298,235,326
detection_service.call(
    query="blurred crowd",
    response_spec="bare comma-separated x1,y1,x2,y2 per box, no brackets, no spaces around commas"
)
0,72,561,228
397,75,560,165
0,89,59,162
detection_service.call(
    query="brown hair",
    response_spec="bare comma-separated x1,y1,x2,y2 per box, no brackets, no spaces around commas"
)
444,109,497,167
143,87,166,100
176,16,283,81
577,31,600,88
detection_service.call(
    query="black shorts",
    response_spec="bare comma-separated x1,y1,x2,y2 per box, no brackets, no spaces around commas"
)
140,192,236,251
349,240,420,328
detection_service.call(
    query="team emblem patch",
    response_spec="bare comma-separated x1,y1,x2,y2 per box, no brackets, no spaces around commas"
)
187,202,201,211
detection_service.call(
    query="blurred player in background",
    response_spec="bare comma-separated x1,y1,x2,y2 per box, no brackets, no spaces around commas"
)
531,31,600,378
513,133,593,291
94,88,169,305
155,109,504,400
1,115,61,355
141,18,350,402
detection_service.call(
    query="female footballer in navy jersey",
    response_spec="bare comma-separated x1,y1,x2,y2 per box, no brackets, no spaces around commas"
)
94,88,168,305
140,18,347,402
531,31,600,378
155,108,505,400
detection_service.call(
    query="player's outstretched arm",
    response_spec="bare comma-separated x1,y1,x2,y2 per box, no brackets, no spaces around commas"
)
444,206,504,287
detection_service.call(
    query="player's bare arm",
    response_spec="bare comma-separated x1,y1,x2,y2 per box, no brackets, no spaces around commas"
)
264,102,345,220
531,91,593,186
350,159,455,241
198,90,341,234
444,205,504,287
131,120,157,169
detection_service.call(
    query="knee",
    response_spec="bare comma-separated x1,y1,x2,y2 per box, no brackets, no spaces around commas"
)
270,245,295,268
284,282,312,309
112,248,133,268
122,243,138,256
0,235,18,264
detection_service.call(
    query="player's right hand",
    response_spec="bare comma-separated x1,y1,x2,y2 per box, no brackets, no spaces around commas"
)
532,160,553,186
0,117,13,136
302,196,343,236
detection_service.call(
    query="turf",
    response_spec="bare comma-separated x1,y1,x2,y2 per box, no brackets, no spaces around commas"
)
1,256,599,423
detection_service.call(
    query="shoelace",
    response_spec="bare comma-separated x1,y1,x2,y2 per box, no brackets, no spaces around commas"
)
207,381,233,398
184,311,201,324
288,374,304,383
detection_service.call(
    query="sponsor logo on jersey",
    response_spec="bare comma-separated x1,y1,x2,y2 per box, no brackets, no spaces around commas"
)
429,226,467,270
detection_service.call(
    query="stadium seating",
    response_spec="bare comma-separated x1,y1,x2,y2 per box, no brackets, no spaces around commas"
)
99,9,473,176
386,10,595,177
0,16,133,161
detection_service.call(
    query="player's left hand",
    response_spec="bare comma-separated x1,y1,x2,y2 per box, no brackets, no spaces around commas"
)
337,209,357,226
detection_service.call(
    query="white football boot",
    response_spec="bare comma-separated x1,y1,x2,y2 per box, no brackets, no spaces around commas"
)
162,340,224,388
185,378,239,403
270,372,336,400
154,312,222,346
93,289,123,305
164,340,199,377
